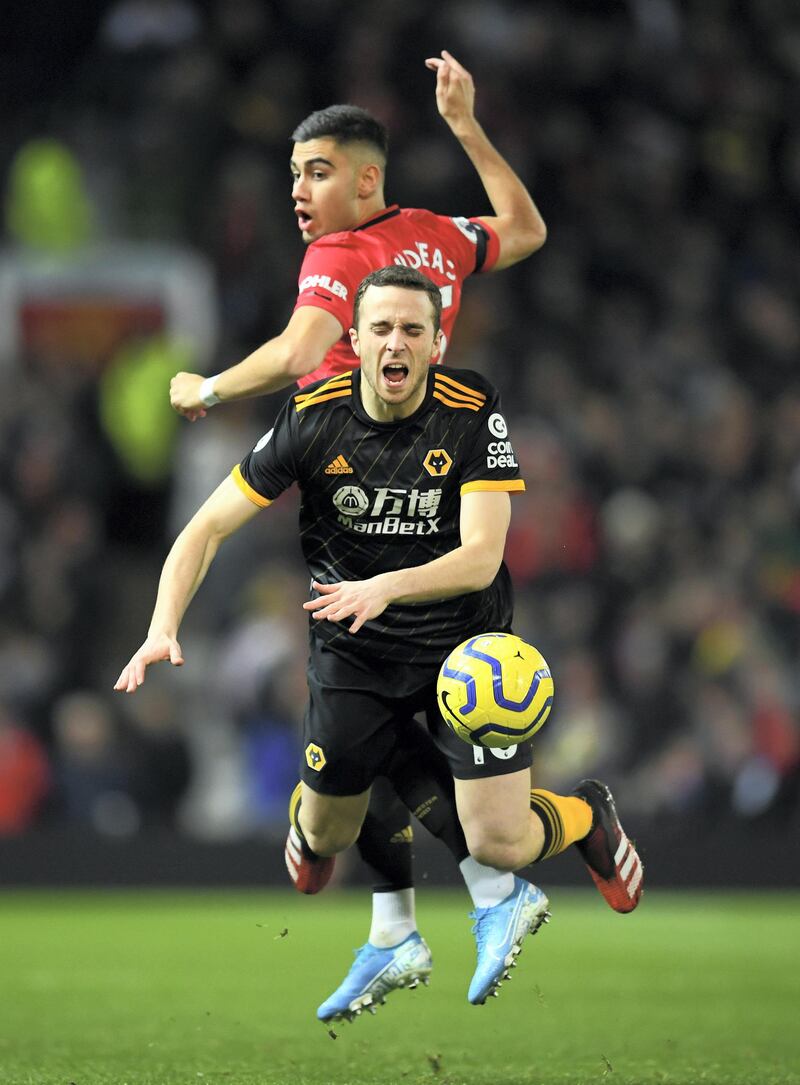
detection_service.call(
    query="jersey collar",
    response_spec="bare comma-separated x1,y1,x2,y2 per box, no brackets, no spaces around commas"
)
352,205,401,232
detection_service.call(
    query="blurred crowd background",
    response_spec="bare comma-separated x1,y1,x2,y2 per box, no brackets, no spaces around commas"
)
1,0,798,855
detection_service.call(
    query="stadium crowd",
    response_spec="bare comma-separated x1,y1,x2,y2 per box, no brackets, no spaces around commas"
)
0,0,798,843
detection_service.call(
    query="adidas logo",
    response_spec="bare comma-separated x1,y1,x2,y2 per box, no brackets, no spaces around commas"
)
324,455,353,475
614,834,644,900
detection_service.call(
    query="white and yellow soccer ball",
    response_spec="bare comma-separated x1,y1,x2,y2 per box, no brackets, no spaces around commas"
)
437,632,554,748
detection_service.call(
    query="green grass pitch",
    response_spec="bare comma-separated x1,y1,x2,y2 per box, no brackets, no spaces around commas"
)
0,888,798,1085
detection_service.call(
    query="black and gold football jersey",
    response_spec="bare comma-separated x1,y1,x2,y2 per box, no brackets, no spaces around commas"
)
232,366,525,668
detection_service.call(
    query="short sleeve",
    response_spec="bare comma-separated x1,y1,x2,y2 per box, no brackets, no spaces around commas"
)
458,386,525,495
292,237,364,331
447,216,501,276
233,398,299,505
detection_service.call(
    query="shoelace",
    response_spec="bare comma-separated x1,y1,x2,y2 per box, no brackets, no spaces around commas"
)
469,909,492,949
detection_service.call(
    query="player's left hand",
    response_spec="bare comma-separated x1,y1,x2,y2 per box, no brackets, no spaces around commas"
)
170,372,208,421
425,50,476,130
303,578,390,634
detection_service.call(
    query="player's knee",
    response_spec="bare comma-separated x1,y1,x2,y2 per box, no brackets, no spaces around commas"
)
464,826,531,871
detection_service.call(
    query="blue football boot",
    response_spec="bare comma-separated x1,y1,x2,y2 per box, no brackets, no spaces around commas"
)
317,931,432,1023
468,876,550,1005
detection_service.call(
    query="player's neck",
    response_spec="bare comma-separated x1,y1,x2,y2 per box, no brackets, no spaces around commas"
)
354,195,388,228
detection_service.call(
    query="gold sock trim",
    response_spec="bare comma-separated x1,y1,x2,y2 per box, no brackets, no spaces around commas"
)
530,789,564,860
288,782,303,834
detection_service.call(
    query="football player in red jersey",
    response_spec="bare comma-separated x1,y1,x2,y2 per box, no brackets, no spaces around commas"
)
169,50,546,416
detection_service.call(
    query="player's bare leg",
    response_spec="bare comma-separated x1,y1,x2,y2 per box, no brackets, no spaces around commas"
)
288,783,431,1023
285,783,336,893
453,768,644,1002
453,769,550,1003
456,769,643,913
286,783,369,894
455,768,544,870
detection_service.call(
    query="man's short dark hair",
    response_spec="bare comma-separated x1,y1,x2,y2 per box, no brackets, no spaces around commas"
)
353,266,442,334
291,105,389,162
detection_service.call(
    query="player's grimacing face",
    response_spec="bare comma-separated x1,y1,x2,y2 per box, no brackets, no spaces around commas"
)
290,138,363,241
350,285,442,421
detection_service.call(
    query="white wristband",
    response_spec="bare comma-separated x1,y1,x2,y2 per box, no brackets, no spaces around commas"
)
199,375,221,408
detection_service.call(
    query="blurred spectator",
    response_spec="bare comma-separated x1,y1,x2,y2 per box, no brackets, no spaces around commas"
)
5,139,94,252
99,0,201,53
118,681,192,828
99,333,189,486
0,704,51,834
51,691,137,835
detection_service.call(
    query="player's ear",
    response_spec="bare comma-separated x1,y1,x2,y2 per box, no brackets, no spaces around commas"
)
432,328,443,354
357,162,382,199
349,327,361,356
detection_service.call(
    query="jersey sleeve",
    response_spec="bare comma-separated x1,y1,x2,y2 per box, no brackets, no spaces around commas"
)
446,216,501,276
292,236,364,332
231,398,299,506
458,383,525,495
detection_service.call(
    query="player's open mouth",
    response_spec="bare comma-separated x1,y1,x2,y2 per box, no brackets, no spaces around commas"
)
296,211,312,231
382,364,409,387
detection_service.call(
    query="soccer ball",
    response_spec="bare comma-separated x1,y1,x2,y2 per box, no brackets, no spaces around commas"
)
437,632,554,748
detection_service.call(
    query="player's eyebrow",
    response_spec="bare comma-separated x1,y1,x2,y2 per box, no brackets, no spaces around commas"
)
369,320,426,331
290,156,336,171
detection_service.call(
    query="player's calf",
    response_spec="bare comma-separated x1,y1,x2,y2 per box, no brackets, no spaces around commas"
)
285,783,335,895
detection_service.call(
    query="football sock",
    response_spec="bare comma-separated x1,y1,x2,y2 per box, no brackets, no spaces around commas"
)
368,888,417,948
459,855,515,909
530,789,593,861
288,781,320,860
383,720,470,863
356,780,414,893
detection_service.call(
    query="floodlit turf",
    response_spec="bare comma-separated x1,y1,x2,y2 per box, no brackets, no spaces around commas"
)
0,888,798,1085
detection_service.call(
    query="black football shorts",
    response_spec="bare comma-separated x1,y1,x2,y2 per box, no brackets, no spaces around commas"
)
300,640,533,796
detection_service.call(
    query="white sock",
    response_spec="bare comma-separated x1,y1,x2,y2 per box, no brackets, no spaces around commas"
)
459,855,515,909
368,888,416,947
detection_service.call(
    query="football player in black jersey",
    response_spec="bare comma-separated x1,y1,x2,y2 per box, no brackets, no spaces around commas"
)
116,268,642,1019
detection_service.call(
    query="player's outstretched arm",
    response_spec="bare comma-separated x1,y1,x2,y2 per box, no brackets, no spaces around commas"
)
425,50,546,271
170,306,343,420
303,490,511,633
114,477,262,691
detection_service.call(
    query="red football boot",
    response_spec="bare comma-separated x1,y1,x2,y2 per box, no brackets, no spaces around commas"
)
284,825,335,894
573,779,643,913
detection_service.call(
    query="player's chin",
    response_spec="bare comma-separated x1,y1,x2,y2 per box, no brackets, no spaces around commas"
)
300,221,322,242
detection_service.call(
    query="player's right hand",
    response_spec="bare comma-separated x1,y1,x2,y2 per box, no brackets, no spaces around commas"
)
170,372,208,421
303,577,391,634
114,635,184,693
425,50,476,130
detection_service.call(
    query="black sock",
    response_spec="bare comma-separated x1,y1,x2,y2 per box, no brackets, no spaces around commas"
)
356,778,414,892
383,718,469,863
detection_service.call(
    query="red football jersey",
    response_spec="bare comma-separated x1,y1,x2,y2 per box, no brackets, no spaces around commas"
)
293,205,500,387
